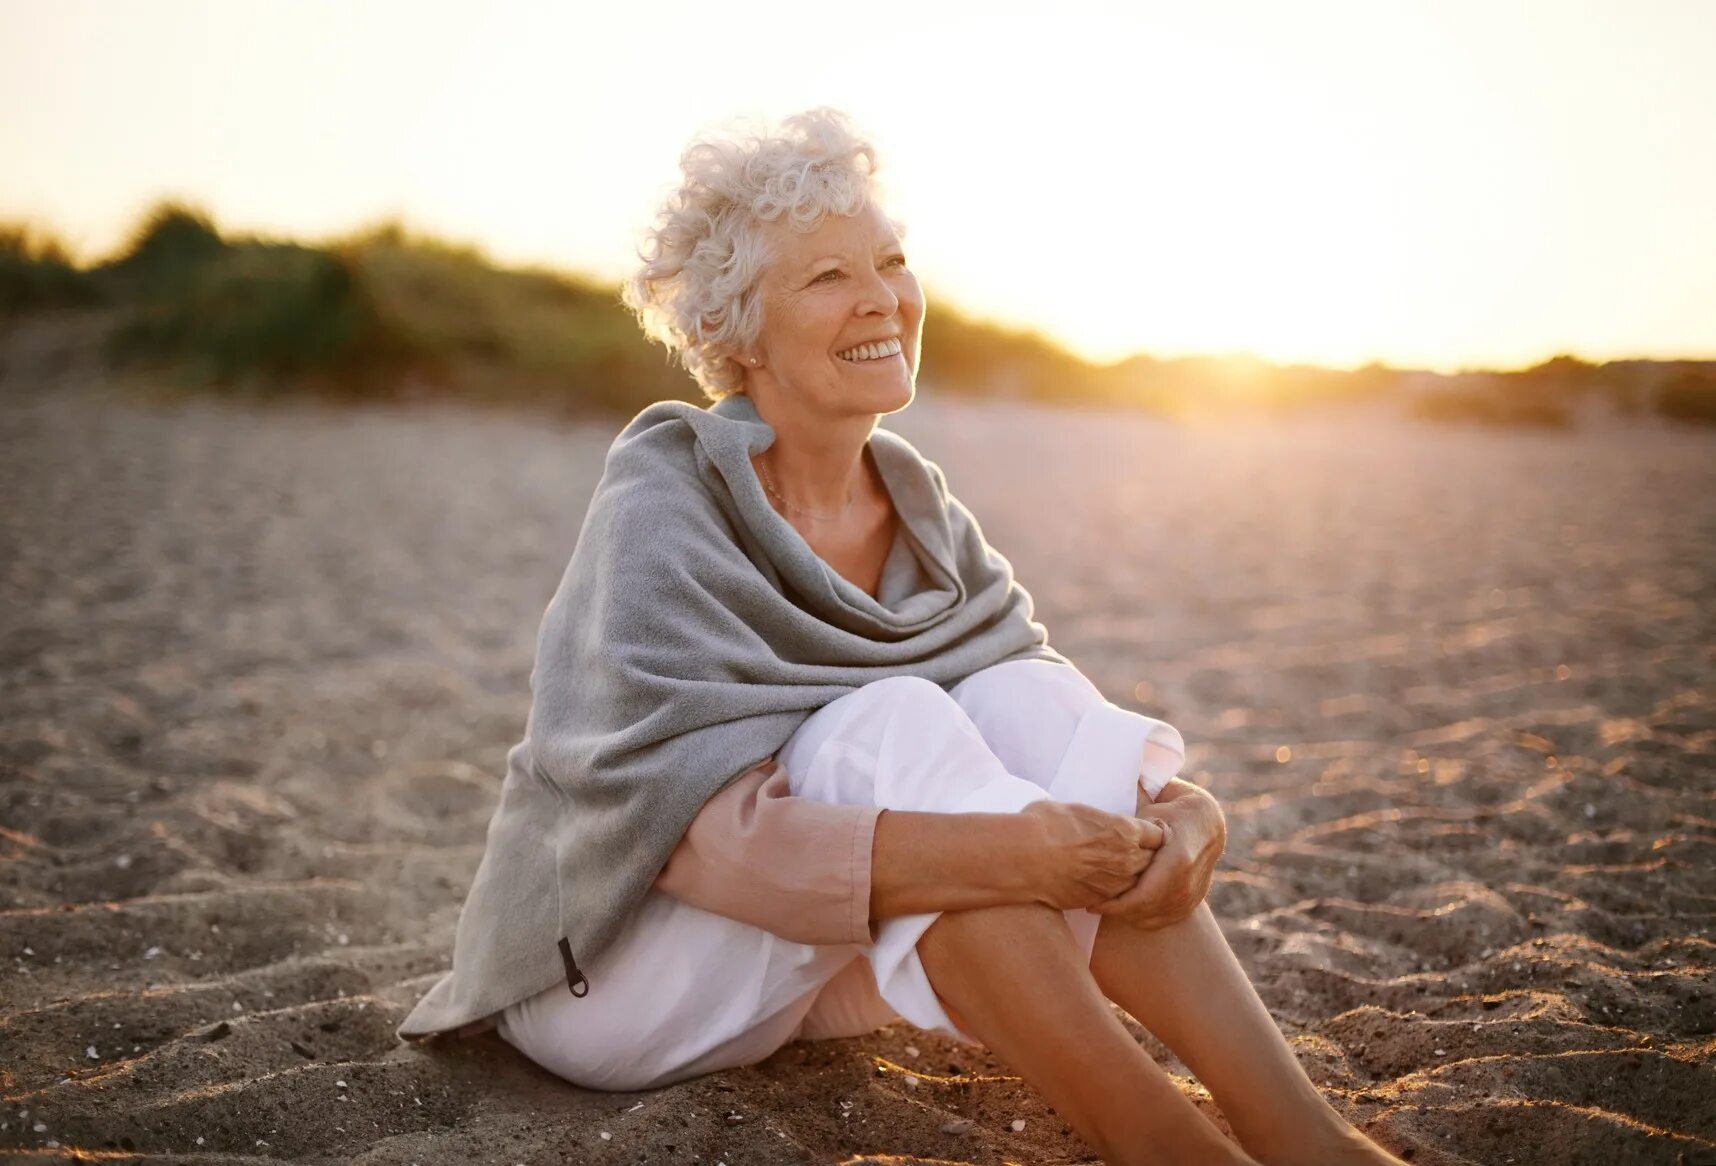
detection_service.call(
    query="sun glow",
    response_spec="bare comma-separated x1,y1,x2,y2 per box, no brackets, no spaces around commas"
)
1,0,1712,374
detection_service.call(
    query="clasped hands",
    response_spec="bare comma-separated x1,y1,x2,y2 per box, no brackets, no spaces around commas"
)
1018,778,1227,930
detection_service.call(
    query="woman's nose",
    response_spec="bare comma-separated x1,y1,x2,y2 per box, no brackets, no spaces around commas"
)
854,264,899,314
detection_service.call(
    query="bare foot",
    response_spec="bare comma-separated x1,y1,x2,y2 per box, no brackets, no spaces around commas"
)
1256,1135,1408,1166
1249,1111,1408,1166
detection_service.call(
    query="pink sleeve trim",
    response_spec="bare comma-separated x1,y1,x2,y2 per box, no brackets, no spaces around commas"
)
847,805,884,946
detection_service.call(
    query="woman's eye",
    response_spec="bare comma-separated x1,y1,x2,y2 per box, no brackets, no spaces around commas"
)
814,257,905,284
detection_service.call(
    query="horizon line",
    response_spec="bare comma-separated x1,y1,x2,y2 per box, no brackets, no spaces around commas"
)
8,202,1714,380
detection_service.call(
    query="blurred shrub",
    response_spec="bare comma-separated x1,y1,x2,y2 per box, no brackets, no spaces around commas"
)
1515,353,1598,395
919,300,1103,404
88,208,699,411
1091,353,1393,417
1656,370,1716,425
1409,383,1572,428
338,222,694,413
0,223,105,317
103,201,228,299
104,240,400,395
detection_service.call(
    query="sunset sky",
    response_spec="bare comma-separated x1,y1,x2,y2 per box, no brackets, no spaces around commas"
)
2,0,1712,374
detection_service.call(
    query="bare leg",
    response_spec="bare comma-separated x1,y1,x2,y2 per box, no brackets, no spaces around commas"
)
916,901,1259,1166
1089,904,1406,1166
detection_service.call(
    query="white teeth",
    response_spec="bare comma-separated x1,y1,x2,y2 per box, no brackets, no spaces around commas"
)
837,337,901,362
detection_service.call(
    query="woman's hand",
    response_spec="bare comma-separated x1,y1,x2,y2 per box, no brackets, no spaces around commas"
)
1089,779,1227,930
1018,800,1167,911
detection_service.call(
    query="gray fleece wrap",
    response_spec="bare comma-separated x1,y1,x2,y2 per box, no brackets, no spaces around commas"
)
399,392,1069,1039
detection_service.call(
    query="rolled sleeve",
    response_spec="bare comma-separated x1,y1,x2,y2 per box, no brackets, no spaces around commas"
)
1138,722,1188,800
1049,701,1188,809
654,758,883,948
847,802,882,946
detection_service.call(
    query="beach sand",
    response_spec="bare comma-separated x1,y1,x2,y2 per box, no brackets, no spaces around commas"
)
3,330,1713,1163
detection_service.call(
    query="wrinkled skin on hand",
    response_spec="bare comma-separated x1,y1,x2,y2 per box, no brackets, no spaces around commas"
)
1089,779,1227,930
1019,799,1168,911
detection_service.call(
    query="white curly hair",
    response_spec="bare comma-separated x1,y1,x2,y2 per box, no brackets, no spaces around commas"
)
620,106,906,402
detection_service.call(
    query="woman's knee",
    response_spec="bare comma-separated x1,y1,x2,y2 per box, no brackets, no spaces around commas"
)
839,667,1092,733
947,660,1106,785
859,672,954,704
779,675,977,805
839,673,966,730
951,659,1101,719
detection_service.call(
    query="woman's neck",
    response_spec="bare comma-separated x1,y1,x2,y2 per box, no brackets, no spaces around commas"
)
748,400,882,520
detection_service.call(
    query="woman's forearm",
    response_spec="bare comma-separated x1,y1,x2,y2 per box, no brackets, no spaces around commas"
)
868,779,1195,927
867,808,1038,924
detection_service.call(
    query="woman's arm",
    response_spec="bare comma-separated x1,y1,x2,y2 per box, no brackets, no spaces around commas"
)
870,800,1166,926
657,761,1165,945
654,759,884,946
866,808,1040,920
655,763,1066,943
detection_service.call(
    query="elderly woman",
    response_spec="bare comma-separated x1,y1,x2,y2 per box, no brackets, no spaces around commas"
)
400,109,1403,1166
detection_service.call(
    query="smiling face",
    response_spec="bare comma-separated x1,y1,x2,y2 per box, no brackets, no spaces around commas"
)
741,200,924,423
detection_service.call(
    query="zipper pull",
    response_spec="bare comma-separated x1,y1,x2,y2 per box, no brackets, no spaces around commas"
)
557,936,590,997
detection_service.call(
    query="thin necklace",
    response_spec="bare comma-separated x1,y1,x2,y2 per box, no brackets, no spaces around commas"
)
756,453,857,521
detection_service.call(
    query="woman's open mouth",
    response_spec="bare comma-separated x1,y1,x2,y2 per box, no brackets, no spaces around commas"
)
835,337,903,364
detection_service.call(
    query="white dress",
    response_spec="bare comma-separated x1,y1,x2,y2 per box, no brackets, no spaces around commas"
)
496,657,1186,1092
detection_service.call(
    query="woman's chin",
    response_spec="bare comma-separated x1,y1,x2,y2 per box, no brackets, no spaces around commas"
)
837,359,913,394
867,377,915,413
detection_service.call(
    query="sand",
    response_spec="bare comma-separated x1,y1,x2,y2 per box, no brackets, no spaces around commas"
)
2,324,1713,1164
